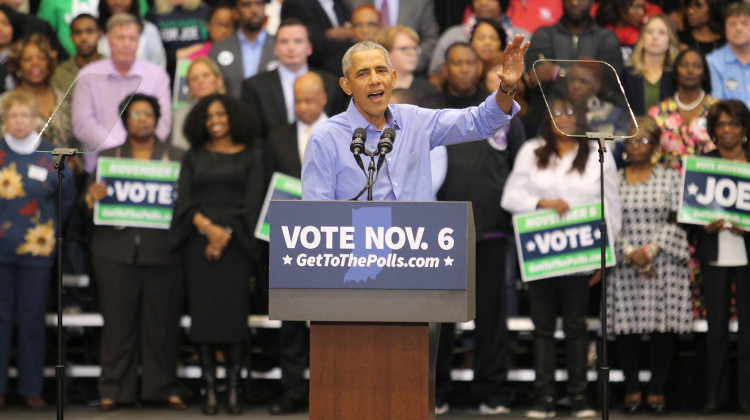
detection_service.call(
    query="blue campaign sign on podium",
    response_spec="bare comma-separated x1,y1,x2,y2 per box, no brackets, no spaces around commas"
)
269,200,471,290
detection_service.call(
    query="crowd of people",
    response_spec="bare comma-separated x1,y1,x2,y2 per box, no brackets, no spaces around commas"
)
0,0,749,417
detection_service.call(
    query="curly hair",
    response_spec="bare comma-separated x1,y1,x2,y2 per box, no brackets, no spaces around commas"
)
118,93,161,131
706,100,750,140
183,94,259,148
8,33,57,86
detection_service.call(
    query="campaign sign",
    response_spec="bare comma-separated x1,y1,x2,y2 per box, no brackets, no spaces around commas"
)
269,201,470,289
94,157,181,229
255,172,302,242
678,156,750,229
513,202,615,282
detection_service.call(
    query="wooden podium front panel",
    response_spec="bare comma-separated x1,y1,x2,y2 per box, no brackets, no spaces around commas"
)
310,322,435,420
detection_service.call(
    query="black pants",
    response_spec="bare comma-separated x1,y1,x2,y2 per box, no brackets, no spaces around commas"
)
615,333,676,395
94,260,184,402
701,263,750,405
436,239,510,403
527,275,590,398
278,320,309,402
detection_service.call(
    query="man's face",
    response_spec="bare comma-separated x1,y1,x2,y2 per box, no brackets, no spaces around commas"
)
472,0,501,21
235,0,265,33
444,46,480,97
339,49,396,126
294,78,327,125
562,0,592,23
274,24,312,69
71,18,101,57
726,14,750,49
351,8,380,42
567,66,600,102
107,23,139,67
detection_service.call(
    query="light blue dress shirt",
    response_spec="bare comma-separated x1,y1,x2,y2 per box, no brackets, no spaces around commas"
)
239,28,268,79
301,94,520,201
707,44,750,109
278,64,309,124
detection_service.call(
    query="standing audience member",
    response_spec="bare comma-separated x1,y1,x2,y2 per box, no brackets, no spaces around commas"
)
97,0,167,69
608,116,692,415
678,0,726,55
264,72,329,415
0,34,75,149
0,90,74,410
470,19,507,74
170,94,264,415
209,0,275,98
85,94,185,412
698,100,750,415
501,95,621,419
171,57,225,150
593,0,663,63
36,0,99,57
426,42,523,416
707,2,750,110
623,15,680,116
321,5,378,77
178,3,236,59
280,0,352,70
73,13,172,172
374,25,438,104
51,13,103,93
650,47,715,171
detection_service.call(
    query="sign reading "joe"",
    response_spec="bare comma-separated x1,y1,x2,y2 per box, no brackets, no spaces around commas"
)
94,157,181,229
513,202,615,282
679,155,750,229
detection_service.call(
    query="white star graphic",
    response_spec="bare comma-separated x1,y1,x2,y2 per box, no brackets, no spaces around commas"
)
106,186,114,196
282,254,292,265
443,256,454,266
687,183,699,196
526,241,536,252
593,229,602,240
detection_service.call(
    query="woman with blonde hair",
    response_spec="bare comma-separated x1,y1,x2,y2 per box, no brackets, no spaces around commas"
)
171,57,226,150
623,15,681,115
375,25,437,104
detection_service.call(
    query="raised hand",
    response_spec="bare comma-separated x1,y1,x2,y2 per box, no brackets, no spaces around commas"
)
497,34,530,89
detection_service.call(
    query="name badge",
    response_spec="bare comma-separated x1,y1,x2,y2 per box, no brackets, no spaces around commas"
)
27,164,48,182
726,79,739,91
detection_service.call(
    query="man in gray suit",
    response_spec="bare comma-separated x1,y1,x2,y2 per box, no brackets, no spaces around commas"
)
209,0,277,97
345,0,439,74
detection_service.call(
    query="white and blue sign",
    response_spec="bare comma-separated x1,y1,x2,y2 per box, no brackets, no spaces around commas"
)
679,156,750,229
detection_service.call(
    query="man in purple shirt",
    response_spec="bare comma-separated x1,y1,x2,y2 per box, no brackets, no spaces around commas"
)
72,13,172,172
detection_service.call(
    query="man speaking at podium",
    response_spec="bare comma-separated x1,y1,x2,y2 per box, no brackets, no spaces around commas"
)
301,35,529,200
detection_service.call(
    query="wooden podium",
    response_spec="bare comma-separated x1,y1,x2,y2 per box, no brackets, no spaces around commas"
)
269,201,475,420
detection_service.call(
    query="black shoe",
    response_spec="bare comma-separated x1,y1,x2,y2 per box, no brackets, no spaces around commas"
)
269,396,305,415
571,395,595,418
226,343,244,415
700,401,722,415
199,344,218,415
527,395,555,418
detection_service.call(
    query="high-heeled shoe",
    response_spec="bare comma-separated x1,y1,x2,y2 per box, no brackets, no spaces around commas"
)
623,392,641,414
646,394,666,414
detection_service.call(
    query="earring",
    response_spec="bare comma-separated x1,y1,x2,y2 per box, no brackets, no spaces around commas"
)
622,151,630,164
650,152,659,165
744,135,748,144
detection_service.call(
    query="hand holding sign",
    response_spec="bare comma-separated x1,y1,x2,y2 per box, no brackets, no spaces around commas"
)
703,218,725,234
537,198,570,216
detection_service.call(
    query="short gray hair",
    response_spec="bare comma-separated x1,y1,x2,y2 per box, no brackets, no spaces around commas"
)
106,12,143,34
341,41,393,77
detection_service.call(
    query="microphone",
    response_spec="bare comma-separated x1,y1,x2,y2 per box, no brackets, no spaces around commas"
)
376,128,396,170
350,127,367,173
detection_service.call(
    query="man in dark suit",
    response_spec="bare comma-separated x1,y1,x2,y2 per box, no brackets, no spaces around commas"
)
280,0,353,70
209,0,276,97
265,72,329,415
240,18,347,140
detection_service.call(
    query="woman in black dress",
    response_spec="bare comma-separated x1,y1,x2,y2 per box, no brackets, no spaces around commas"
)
170,94,264,415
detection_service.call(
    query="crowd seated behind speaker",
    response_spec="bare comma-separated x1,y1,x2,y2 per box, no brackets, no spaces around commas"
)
677,0,726,56
280,0,352,71
50,13,104,94
374,25,437,104
707,2,750,110
96,0,166,69
72,13,172,173
240,18,347,141
209,0,275,98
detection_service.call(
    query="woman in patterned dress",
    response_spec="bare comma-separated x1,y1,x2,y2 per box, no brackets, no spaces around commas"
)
607,116,692,414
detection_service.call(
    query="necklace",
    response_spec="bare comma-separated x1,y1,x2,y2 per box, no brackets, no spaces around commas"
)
674,90,705,111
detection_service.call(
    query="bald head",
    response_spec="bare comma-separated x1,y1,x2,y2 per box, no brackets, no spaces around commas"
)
294,72,328,125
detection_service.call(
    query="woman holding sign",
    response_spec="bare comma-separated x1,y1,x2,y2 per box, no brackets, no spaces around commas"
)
170,94,264,415
85,93,186,411
501,96,621,418
697,100,750,414
607,116,691,414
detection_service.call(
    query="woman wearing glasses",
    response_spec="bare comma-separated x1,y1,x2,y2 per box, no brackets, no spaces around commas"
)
502,96,621,419
375,25,437,104
607,116,691,414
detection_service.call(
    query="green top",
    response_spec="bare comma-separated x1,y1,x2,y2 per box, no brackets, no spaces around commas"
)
643,79,661,112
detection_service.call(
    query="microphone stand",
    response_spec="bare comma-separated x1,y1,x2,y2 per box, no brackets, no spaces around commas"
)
51,147,76,420
586,132,612,420
366,156,376,201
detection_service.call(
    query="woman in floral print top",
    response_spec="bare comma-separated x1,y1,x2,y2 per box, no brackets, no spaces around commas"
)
0,90,74,409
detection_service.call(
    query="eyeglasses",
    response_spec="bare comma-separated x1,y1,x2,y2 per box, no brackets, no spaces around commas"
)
130,111,154,120
625,137,653,146
393,46,422,55
352,22,379,29
552,108,575,118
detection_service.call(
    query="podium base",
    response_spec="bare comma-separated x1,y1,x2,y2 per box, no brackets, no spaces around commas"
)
310,322,437,420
